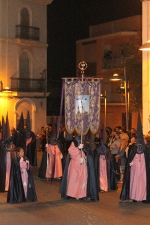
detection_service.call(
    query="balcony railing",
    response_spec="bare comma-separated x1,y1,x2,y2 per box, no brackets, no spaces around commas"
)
11,78,46,92
15,25,40,41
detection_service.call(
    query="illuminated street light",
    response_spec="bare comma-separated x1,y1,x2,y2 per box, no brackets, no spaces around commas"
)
139,40,150,51
109,73,122,81
2,86,12,93
109,67,129,131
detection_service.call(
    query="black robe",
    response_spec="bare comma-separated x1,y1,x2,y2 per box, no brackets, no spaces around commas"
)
26,131,37,166
13,130,37,167
120,145,150,201
84,144,99,201
59,144,99,201
38,149,47,179
12,130,26,151
7,157,37,203
109,154,118,190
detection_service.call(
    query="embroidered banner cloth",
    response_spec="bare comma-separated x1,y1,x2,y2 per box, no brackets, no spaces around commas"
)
64,78,101,135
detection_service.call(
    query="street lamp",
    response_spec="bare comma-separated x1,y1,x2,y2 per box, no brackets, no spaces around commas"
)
109,67,129,131
139,40,150,51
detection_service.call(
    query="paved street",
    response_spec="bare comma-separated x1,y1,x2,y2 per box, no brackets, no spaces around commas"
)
0,151,150,225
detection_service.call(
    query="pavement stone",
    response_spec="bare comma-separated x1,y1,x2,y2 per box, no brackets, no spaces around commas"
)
0,151,150,225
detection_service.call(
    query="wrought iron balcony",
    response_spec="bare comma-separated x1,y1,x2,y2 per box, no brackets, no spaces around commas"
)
11,78,46,92
15,25,40,41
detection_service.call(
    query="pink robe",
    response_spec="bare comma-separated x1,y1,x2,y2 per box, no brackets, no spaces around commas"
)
99,155,108,192
66,143,88,199
20,159,29,199
129,153,146,201
5,152,11,191
46,145,63,179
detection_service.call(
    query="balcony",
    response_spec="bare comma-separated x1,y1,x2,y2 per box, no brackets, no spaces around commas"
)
11,78,46,92
15,25,40,41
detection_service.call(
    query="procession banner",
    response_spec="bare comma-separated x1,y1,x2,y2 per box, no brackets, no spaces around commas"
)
64,77,101,135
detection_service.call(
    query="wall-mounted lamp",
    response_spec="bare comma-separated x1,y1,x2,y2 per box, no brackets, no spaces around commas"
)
109,73,122,81
139,40,150,51
2,86,12,93
0,81,14,98
0,81,12,93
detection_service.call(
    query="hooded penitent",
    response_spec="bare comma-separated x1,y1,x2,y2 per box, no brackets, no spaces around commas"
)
50,137,58,145
2,116,5,141
26,111,31,139
25,111,37,166
73,135,81,147
0,114,16,192
17,112,24,132
13,112,26,150
120,111,150,201
5,112,10,142
73,135,85,148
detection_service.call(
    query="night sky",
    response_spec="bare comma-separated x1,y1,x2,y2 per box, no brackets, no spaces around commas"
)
46,0,141,115
47,0,141,81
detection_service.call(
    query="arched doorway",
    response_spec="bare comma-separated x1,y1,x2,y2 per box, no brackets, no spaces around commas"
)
15,98,36,132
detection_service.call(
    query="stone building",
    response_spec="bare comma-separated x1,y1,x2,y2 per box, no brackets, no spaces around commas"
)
140,0,150,134
0,0,52,134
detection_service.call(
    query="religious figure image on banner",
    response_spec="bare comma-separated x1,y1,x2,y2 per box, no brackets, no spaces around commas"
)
76,95,89,115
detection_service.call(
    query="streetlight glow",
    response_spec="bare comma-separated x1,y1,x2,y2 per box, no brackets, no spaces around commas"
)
139,40,150,51
120,80,125,89
2,86,12,93
109,73,122,81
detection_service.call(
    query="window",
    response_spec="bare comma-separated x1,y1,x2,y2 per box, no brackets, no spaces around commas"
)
20,8,29,39
19,53,29,78
21,8,29,26
19,53,30,90
103,48,112,69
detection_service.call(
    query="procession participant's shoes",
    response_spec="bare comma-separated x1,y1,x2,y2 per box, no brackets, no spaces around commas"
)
80,197,91,201
143,200,149,204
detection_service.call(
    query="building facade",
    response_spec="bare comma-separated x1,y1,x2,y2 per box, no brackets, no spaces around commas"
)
0,0,52,134
141,0,150,134
76,15,142,131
